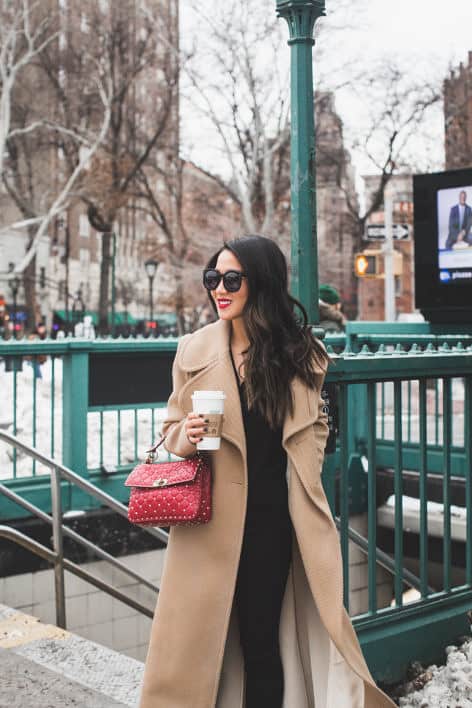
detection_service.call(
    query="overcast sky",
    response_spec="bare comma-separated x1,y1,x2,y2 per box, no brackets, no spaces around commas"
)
354,0,472,61
180,0,472,181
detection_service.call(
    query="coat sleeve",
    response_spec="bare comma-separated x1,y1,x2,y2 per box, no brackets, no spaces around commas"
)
161,336,196,459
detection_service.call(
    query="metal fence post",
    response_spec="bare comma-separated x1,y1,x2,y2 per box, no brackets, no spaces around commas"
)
50,465,66,629
276,0,325,326
62,348,89,477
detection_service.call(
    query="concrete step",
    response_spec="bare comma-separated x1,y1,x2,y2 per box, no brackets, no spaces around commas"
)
0,649,128,707
0,604,144,708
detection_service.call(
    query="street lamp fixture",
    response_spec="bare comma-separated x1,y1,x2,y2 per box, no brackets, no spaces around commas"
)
144,258,159,328
72,286,86,329
145,258,158,280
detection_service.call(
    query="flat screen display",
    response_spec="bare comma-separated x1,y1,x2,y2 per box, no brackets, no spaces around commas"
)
437,184,472,283
414,167,472,323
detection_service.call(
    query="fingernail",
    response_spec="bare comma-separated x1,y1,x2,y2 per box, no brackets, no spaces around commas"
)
204,418,209,423
204,427,208,432
199,437,204,442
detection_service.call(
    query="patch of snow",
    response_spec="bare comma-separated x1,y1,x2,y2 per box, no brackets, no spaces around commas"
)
384,494,467,520
399,640,472,707
0,359,168,480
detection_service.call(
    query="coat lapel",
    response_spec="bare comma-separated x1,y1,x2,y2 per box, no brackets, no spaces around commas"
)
283,376,319,446
176,319,246,460
175,317,321,458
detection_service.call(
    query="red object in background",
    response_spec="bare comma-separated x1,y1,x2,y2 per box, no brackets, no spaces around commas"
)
146,321,157,329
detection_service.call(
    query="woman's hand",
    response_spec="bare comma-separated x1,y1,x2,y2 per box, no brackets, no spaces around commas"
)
185,412,209,445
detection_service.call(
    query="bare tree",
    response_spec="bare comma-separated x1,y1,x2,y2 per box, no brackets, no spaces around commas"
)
74,0,179,334
0,0,57,179
182,0,444,254
3,0,178,334
181,0,292,242
1,1,111,326
318,62,442,246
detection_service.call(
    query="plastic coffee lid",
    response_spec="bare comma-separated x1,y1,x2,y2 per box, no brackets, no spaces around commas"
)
191,390,226,399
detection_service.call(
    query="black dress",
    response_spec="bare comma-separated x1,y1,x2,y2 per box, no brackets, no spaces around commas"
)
231,352,292,708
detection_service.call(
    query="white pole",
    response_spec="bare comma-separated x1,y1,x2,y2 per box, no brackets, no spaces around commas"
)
383,187,396,321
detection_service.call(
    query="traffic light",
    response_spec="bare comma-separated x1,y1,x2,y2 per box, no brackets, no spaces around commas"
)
355,251,381,278
354,250,403,278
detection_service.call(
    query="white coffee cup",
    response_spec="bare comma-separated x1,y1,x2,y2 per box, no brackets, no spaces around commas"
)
191,390,226,450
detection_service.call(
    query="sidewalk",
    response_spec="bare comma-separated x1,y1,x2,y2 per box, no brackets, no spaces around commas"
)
0,604,144,707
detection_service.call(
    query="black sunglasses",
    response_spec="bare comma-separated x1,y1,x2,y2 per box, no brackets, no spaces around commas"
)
203,268,246,292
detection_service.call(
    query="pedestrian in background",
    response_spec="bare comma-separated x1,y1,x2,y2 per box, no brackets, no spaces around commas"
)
319,283,347,333
139,235,395,708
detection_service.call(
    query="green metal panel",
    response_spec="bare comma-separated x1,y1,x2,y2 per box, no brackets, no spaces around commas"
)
366,382,377,615
0,337,179,355
13,367,17,477
418,378,429,597
338,384,349,609
393,380,404,607
327,351,472,384
357,589,472,683
465,377,472,586
50,357,56,458
347,383,369,457
346,455,368,515
443,378,452,592
375,442,468,477
62,351,89,480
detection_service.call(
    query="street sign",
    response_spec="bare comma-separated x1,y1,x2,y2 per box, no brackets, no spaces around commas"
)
365,223,410,241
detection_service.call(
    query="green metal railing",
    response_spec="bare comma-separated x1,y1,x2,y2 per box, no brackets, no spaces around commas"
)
321,343,472,681
0,337,177,515
1,332,472,681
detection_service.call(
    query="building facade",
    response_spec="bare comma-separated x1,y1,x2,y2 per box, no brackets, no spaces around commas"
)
444,51,472,170
0,0,179,333
357,174,415,322
315,92,359,319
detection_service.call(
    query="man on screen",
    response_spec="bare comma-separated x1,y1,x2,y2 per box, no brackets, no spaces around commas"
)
446,190,472,249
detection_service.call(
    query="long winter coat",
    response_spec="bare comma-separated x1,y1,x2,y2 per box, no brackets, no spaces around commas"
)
139,318,395,708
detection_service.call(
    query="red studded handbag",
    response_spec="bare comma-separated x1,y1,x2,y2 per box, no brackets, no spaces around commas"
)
125,437,212,527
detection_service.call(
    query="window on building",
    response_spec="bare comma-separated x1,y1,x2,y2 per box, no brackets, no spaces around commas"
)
395,275,402,297
80,13,89,33
79,214,90,238
80,248,90,270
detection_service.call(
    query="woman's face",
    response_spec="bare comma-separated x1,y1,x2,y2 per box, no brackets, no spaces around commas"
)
210,249,249,321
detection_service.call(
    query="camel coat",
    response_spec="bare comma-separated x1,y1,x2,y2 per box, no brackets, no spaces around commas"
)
139,319,395,708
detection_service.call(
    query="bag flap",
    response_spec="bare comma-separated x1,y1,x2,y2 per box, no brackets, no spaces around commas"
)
125,458,200,488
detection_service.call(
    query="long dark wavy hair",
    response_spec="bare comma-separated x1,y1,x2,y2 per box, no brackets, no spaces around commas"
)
206,235,329,429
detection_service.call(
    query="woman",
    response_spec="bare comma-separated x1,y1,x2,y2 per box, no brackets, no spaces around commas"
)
139,236,395,708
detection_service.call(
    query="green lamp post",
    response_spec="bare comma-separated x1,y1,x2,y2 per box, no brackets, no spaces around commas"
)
276,0,325,328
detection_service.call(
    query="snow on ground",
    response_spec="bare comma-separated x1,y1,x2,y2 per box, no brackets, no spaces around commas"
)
0,359,168,479
398,639,472,707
